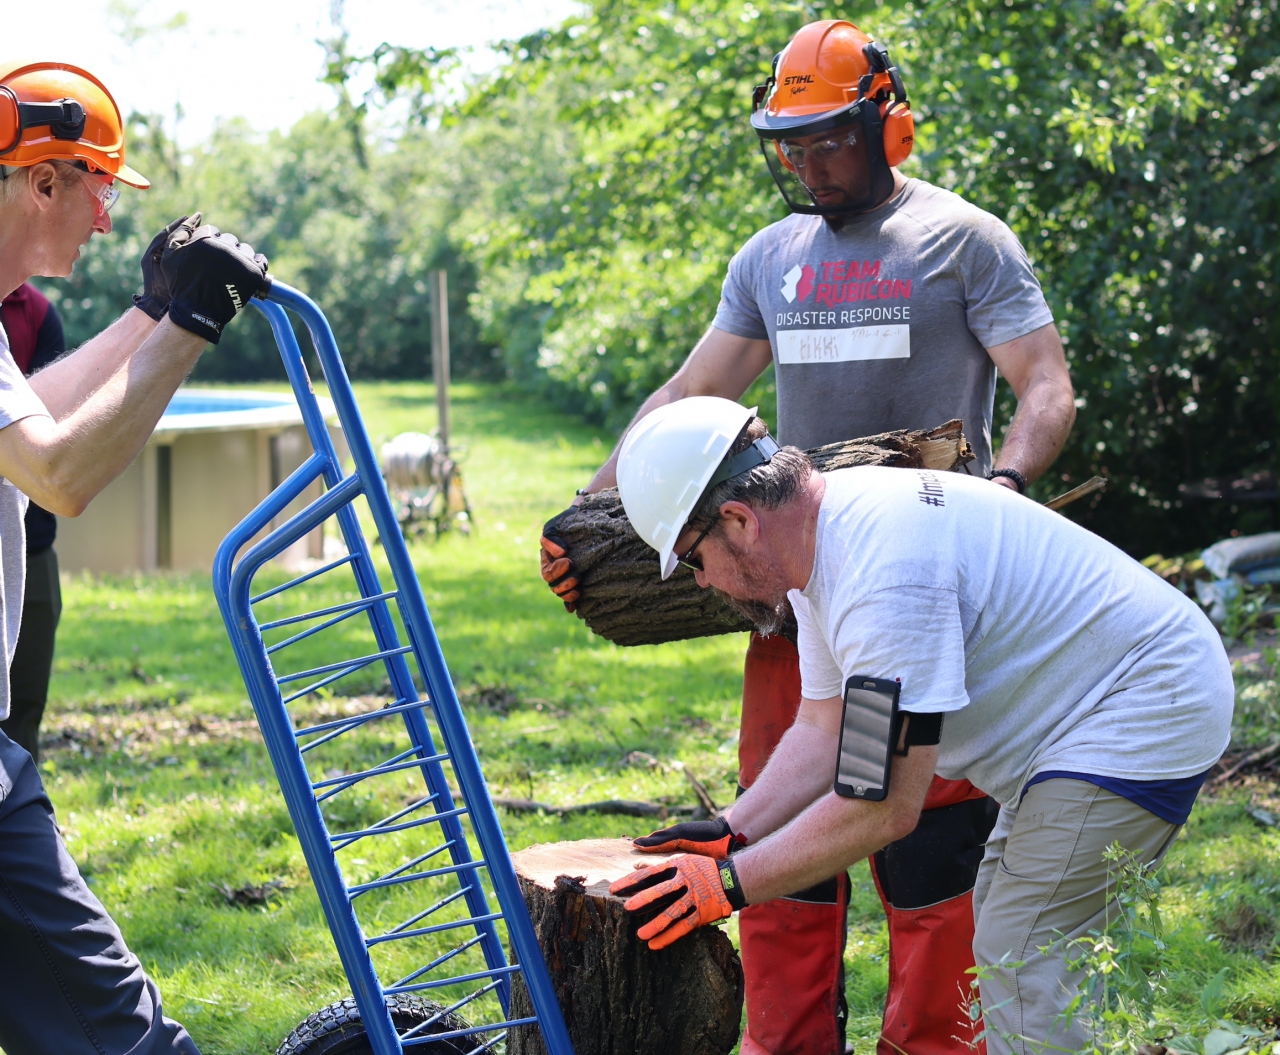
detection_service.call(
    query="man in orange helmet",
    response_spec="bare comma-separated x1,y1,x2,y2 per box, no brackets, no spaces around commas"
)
0,61,267,1055
542,20,1078,1055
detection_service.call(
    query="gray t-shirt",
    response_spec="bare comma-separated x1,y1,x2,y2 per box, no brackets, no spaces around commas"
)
0,320,53,721
712,179,1054,473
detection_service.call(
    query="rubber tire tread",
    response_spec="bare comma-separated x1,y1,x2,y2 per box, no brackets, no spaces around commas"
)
275,993,472,1055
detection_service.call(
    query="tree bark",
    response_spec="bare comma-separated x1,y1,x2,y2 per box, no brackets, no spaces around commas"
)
542,420,973,646
507,838,744,1055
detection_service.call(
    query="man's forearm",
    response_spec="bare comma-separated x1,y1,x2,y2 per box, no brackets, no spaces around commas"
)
724,710,838,843
733,744,937,904
578,328,773,497
582,380,687,495
3,318,206,515
29,307,158,421
735,792,907,902
993,376,1076,484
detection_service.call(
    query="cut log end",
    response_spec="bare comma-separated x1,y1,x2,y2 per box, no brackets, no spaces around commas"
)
507,838,744,1055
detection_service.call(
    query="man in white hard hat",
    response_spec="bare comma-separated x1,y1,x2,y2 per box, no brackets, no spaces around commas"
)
608,397,1231,1055
541,19,1075,1054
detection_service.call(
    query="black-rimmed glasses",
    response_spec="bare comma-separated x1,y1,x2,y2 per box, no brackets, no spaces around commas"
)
676,517,721,572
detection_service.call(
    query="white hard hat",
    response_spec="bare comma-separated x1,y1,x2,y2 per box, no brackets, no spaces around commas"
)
618,397,758,580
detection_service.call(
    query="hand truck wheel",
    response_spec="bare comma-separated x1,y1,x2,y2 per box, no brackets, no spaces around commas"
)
276,994,472,1055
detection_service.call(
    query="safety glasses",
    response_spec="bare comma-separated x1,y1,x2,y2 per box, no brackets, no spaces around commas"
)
778,125,863,170
71,162,120,215
676,517,721,573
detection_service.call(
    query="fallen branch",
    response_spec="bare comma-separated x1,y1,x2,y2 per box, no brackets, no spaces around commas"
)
213,879,287,906
1045,475,1107,511
494,797,695,819
671,761,721,816
1210,740,1280,787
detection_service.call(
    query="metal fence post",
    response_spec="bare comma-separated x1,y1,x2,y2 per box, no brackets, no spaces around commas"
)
429,270,450,453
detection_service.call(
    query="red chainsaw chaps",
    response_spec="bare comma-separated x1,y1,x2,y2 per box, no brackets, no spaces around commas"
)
738,633,987,1055
739,877,849,1055
870,869,985,1055
739,632,804,786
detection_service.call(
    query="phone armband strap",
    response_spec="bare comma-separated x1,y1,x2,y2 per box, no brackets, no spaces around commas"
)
893,710,944,754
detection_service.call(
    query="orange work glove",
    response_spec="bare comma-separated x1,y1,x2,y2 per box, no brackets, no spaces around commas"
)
609,854,747,950
539,529,580,612
633,816,748,857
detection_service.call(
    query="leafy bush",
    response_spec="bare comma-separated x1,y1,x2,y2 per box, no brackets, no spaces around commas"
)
38,113,499,382
30,0,1277,556
451,0,1278,554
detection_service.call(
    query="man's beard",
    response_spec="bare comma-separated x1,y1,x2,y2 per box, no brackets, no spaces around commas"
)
712,537,794,637
715,587,794,637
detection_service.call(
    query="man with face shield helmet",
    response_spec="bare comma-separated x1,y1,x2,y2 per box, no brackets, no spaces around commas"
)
543,19,1077,1054
750,23,914,218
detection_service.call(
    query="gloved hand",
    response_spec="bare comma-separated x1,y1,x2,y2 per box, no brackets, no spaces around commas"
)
161,219,270,344
540,528,580,612
609,854,746,950
132,214,193,321
633,815,747,857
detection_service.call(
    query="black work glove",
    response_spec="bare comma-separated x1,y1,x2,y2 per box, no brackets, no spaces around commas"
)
132,214,193,321
633,815,748,858
160,219,270,344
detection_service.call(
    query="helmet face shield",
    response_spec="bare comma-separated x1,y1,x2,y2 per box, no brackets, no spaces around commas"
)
756,105,895,217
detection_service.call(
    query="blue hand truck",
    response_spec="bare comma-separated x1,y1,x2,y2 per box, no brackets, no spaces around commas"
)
212,281,575,1055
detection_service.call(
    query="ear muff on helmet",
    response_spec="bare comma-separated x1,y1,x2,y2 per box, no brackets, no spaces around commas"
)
881,101,914,167
0,87,21,156
862,41,914,168
0,91,89,158
751,22,914,216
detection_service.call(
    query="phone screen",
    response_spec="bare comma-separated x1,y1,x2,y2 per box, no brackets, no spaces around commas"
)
834,677,899,801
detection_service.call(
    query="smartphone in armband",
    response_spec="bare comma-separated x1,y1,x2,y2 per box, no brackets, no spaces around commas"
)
833,675,900,801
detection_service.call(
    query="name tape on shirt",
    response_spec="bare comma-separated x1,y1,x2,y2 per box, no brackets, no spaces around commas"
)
776,324,911,365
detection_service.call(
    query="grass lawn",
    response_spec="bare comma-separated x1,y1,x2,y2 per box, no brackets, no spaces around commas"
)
29,381,1280,1053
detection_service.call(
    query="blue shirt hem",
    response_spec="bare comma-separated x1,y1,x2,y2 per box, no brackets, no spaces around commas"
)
1021,768,1214,825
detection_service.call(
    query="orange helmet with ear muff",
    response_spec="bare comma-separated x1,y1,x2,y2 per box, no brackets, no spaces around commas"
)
750,21,914,216
0,61,149,188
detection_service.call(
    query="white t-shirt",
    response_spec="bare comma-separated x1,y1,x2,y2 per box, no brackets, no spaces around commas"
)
791,467,1233,806
0,320,55,720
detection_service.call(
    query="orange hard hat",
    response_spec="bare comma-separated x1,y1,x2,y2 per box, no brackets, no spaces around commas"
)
750,21,914,215
0,61,149,188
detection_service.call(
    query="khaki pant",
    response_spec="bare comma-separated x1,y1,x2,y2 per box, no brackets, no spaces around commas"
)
972,779,1182,1054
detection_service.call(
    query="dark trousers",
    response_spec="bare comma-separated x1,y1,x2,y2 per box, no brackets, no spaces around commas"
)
0,730,199,1054
1,546,62,763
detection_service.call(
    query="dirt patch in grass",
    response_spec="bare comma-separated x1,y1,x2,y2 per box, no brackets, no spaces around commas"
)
42,711,262,761
1211,900,1278,956
40,695,397,762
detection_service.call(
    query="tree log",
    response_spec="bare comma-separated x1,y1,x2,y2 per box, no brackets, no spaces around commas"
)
507,838,744,1055
543,420,974,646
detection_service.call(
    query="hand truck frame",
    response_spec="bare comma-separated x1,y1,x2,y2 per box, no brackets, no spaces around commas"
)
212,281,573,1055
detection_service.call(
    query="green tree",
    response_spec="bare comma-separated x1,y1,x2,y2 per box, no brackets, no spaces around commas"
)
38,111,499,382
447,0,1276,553
901,0,1278,548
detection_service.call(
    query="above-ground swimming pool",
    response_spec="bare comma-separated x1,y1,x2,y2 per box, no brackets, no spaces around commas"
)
57,389,342,575
157,389,304,432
